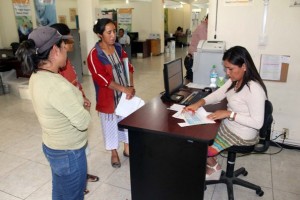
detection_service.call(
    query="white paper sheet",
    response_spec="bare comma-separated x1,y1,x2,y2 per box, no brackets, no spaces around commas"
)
174,107,215,126
115,93,145,117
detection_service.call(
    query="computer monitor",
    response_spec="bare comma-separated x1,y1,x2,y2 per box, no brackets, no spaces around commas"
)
127,32,139,41
162,57,184,102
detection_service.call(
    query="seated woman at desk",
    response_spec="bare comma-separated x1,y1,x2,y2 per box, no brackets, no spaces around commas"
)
184,46,268,180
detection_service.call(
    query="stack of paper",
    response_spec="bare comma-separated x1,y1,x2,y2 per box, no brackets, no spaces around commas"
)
170,104,215,127
115,93,145,117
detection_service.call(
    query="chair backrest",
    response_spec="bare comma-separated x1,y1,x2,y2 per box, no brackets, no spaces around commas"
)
254,100,273,152
10,42,20,56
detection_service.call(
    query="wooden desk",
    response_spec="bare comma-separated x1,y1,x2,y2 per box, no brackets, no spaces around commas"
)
148,39,161,56
119,96,225,200
131,40,151,58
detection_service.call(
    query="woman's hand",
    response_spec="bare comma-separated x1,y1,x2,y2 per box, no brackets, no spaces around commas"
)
124,86,135,100
207,110,231,120
83,97,91,112
183,104,199,114
182,98,205,113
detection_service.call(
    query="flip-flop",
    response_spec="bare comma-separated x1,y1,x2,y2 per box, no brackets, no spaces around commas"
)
123,151,130,157
87,174,99,182
111,161,121,168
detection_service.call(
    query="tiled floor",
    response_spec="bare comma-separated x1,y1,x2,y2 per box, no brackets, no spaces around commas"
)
0,47,300,200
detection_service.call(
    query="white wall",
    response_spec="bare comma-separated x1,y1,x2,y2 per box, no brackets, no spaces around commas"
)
167,4,191,34
209,0,300,146
56,0,78,29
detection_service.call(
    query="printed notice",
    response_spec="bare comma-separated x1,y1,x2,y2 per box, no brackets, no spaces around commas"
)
259,54,290,81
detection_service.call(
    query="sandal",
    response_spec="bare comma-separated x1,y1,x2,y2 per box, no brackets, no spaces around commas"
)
87,174,99,182
111,155,121,168
84,189,89,195
205,163,222,181
123,151,130,157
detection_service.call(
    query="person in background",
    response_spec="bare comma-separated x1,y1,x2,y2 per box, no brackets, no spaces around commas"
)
87,18,135,168
16,26,91,199
174,26,184,37
184,14,208,82
118,28,130,47
184,46,268,180
50,23,99,195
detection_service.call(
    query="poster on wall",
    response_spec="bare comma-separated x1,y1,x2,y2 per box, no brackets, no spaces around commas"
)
12,0,33,43
58,15,66,24
69,8,77,22
117,8,133,32
224,0,253,6
33,0,57,26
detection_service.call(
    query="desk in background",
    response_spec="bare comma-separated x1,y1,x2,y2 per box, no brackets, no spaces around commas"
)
131,40,151,58
119,95,226,200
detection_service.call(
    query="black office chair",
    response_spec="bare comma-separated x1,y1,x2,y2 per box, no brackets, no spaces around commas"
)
205,100,273,200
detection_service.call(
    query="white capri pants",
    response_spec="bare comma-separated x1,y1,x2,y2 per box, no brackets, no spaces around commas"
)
99,112,129,150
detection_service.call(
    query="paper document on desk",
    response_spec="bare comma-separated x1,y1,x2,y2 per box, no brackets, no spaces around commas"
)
115,93,145,117
186,82,207,89
173,107,215,126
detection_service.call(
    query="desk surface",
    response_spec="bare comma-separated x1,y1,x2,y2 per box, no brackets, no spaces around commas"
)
119,95,225,143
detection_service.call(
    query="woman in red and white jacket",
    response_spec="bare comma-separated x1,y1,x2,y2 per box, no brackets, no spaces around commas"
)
87,18,135,168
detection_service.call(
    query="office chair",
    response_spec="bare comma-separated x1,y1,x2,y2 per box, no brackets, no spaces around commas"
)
205,100,273,200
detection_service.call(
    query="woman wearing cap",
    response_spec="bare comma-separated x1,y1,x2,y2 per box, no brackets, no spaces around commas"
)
50,23,99,195
16,26,91,200
87,18,135,168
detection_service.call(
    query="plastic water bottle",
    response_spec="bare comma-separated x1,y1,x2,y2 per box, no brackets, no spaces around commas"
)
209,65,218,88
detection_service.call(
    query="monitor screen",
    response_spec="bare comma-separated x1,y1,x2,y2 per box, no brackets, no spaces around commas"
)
163,58,184,99
127,32,139,41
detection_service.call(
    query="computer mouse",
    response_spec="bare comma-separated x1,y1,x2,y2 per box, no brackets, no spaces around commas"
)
203,87,212,93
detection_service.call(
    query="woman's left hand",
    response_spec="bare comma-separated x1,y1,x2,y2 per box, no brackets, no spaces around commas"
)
207,110,231,120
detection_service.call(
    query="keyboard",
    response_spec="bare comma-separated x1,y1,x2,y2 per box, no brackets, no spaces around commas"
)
180,91,208,106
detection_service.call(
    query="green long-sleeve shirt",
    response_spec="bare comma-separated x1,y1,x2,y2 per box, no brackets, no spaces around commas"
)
29,71,91,150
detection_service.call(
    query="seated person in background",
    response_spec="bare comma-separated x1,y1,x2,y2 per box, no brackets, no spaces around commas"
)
174,26,186,47
118,28,130,47
184,46,268,181
174,26,184,37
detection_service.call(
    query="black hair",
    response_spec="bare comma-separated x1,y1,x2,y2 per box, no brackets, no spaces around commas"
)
223,46,268,98
119,28,125,32
15,39,63,75
50,23,71,35
93,18,114,35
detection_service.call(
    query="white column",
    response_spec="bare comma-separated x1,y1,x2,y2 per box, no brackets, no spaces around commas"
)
77,0,99,75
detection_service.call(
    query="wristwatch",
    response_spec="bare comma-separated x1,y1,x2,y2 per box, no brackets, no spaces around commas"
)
228,111,235,121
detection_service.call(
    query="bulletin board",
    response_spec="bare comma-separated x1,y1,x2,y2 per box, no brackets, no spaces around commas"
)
259,54,290,82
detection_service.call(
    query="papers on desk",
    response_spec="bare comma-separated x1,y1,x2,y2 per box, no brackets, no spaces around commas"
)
115,93,145,117
170,104,215,127
186,82,208,89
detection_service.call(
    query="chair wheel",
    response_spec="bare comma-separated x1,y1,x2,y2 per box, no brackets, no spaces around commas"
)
256,189,264,196
242,170,248,176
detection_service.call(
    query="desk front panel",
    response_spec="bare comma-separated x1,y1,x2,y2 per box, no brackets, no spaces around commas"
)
129,129,207,200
